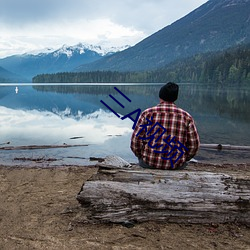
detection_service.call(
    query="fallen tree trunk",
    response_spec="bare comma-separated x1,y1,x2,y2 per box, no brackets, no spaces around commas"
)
0,144,88,150
200,143,250,151
77,166,250,225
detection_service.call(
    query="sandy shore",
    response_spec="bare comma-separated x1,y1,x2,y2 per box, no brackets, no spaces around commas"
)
0,163,249,250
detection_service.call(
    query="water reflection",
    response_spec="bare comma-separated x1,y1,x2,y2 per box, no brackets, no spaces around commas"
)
0,83,250,166
33,83,250,122
0,106,131,145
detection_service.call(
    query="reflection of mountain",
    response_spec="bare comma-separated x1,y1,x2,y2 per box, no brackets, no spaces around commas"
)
33,84,160,96
0,86,100,115
33,84,250,123
178,84,250,123
0,86,12,99
0,106,131,146
1,84,249,148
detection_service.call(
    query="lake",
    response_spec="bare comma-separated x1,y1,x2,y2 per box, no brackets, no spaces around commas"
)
0,83,250,167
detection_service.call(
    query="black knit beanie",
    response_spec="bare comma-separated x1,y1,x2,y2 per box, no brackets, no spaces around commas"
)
159,82,179,102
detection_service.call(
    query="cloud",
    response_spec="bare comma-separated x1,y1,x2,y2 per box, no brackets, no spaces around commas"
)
0,0,208,57
0,18,145,57
0,0,71,25
0,0,207,31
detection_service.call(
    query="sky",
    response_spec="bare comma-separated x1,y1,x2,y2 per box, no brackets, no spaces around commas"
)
0,0,208,58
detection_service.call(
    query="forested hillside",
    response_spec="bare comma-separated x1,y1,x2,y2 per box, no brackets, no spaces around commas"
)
151,43,250,84
75,0,250,72
33,43,250,85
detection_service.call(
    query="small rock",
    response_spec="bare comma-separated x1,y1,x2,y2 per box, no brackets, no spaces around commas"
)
67,222,73,231
121,221,135,228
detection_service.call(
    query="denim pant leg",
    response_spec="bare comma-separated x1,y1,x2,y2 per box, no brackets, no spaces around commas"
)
175,162,188,170
138,158,155,169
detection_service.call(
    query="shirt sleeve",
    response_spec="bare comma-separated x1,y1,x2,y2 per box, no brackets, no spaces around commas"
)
130,112,146,158
186,118,200,160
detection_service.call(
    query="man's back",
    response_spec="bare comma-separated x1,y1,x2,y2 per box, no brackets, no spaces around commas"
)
131,83,200,170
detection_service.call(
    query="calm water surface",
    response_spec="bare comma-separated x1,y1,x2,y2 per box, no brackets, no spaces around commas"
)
0,83,249,166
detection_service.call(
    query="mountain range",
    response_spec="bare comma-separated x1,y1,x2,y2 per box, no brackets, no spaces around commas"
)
0,44,129,82
0,66,24,83
0,0,249,82
75,0,250,72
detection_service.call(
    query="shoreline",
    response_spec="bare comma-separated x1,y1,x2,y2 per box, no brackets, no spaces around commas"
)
1,145,250,168
1,161,250,171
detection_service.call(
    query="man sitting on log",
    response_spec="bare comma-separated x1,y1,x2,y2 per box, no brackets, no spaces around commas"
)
131,82,200,170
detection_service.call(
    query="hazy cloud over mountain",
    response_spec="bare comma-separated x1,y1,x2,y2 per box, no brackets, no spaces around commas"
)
0,0,207,57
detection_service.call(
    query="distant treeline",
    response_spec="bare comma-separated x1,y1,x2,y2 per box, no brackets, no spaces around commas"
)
33,71,150,83
33,43,250,85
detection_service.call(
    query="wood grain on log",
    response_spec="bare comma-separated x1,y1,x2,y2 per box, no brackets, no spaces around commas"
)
77,167,250,225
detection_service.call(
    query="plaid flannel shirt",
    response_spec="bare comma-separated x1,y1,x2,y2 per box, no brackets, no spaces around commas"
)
131,101,200,169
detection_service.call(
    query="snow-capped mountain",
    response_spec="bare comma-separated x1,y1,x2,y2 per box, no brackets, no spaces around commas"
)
51,43,130,58
0,43,130,82
29,43,130,58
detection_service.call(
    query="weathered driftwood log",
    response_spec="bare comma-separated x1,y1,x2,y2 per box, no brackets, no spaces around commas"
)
200,143,250,151
77,166,250,225
0,144,88,151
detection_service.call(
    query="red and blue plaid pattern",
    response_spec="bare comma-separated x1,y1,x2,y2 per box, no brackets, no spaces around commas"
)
131,101,200,169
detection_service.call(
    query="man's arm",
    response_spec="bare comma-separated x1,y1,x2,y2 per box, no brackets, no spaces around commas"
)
130,113,146,158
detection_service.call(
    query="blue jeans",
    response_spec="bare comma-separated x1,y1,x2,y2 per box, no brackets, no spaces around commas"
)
138,158,188,170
